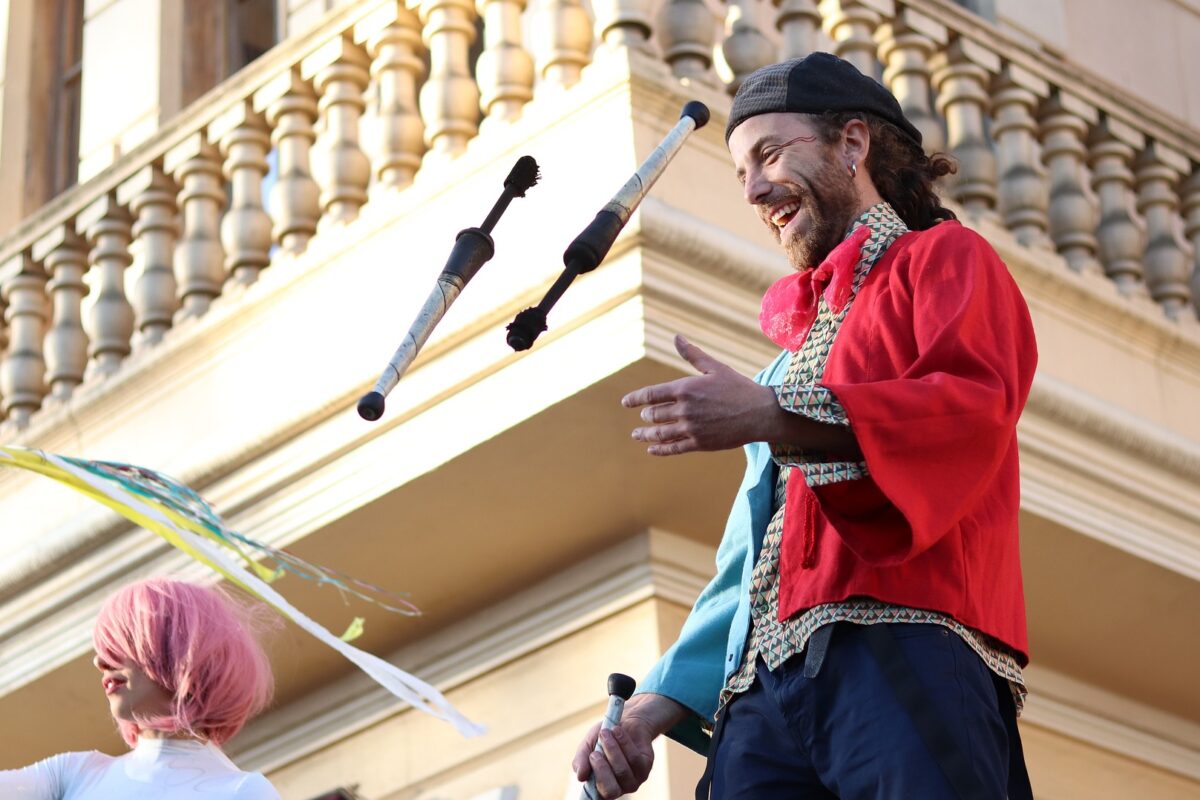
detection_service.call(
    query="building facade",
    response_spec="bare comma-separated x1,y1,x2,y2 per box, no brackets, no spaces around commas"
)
0,0,1197,798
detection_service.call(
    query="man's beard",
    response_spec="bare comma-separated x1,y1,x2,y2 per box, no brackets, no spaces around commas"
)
766,161,861,271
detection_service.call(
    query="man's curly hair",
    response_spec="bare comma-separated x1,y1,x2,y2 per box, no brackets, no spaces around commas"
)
806,111,958,231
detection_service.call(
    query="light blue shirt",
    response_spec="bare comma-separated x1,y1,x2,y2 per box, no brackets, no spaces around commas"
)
637,350,790,755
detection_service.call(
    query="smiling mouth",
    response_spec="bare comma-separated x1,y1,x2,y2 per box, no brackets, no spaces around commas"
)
103,677,127,695
769,200,802,228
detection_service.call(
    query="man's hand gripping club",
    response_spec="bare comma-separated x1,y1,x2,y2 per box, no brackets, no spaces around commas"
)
572,693,689,799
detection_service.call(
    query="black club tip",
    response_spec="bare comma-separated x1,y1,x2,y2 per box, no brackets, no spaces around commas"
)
357,391,386,421
681,101,710,130
608,673,637,700
504,155,541,197
506,307,547,351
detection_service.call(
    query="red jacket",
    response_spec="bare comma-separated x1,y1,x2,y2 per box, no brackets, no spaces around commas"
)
779,221,1037,663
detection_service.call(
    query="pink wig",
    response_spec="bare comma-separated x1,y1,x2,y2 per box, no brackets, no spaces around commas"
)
92,577,275,747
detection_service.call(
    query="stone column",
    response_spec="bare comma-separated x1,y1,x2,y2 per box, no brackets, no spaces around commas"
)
722,0,775,93
476,0,536,125
210,102,273,285
1135,141,1195,320
819,0,889,79
255,70,321,257
76,194,134,378
659,0,717,81
530,0,593,89
991,64,1050,248
930,38,999,218
594,0,653,52
1038,91,1100,275
875,8,946,153
362,5,428,190
117,165,181,344
32,226,90,404
419,0,482,157
165,133,227,320
774,0,821,60
0,253,48,428
1182,169,1200,318
1088,117,1148,298
304,37,373,227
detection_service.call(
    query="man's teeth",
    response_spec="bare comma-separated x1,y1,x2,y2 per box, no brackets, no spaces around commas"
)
771,202,801,226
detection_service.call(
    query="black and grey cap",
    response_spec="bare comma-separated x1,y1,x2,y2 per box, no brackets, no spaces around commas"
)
725,52,922,147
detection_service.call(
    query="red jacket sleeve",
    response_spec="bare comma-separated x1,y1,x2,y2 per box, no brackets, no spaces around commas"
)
815,223,1037,564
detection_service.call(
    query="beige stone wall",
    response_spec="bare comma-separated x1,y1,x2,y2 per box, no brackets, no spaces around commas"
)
999,0,1200,127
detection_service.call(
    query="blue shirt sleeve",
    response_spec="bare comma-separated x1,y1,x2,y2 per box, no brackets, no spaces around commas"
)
635,350,788,755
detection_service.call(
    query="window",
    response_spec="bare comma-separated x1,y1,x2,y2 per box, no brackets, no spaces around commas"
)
50,0,85,195
952,0,997,21
228,0,278,74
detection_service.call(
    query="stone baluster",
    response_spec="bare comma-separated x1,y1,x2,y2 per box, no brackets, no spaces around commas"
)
530,0,593,90
875,8,946,153
254,70,321,256
32,226,89,404
1183,169,1200,317
360,6,427,190
930,38,999,218
774,0,820,60
1088,117,1148,297
819,0,890,79
1038,91,1100,275
76,194,134,378
116,165,180,345
303,37,372,227
209,102,272,285
659,0,716,81
476,0,535,125
0,253,48,428
721,0,775,93
594,0,653,52
419,0,482,157
991,64,1050,248
165,133,227,320
1135,141,1195,320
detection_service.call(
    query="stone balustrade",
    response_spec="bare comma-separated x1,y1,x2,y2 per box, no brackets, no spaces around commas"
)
0,0,1196,432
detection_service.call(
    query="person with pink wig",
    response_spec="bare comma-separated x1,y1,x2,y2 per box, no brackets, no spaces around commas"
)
0,577,280,798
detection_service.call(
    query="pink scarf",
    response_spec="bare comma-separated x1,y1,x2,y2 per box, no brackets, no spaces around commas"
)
759,225,873,351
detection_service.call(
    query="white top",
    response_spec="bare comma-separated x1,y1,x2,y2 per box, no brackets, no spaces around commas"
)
0,738,280,799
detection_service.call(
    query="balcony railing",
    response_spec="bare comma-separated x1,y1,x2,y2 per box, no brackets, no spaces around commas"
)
0,0,1196,432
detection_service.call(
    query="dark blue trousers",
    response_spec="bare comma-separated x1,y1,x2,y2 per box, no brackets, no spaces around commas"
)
705,623,1025,800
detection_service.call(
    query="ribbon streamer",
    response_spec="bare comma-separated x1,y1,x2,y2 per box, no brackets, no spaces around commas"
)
0,445,485,738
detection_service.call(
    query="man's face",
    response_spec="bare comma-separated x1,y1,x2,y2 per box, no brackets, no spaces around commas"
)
729,113,860,270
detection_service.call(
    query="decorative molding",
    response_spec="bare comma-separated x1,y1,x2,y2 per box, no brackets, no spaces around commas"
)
1025,371,1200,487
227,526,1200,786
1021,664,1200,781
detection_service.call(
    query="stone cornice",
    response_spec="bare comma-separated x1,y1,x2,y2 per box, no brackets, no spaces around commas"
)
1022,664,1200,781
225,530,1200,784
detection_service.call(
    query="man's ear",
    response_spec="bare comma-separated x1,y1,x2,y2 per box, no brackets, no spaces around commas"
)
841,118,871,168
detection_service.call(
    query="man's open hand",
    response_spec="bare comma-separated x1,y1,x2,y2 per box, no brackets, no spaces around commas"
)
622,335,781,456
